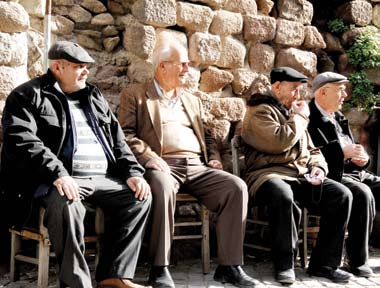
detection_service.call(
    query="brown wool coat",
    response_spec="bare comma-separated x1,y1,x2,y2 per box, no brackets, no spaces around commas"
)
118,81,221,165
241,95,328,198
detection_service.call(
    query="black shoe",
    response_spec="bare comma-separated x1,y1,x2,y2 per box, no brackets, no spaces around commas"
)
214,265,258,287
349,264,374,278
307,266,352,283
148,266,175,288
275,268,295,285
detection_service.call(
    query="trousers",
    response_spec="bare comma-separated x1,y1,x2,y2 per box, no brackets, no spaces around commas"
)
256,177,352,271
41,176,152,288
145,158,248,266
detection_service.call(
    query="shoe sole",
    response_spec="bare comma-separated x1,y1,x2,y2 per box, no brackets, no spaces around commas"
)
308,272,350,284
214,276,256,288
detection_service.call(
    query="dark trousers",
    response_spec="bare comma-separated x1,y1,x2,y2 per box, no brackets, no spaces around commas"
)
145,158,248,266
342,171,378,268
41,176,152,288
256,178,352,271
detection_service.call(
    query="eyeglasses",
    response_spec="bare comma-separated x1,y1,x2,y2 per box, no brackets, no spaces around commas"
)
163,61,190,68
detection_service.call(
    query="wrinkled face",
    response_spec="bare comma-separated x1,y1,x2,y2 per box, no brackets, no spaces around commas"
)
53,60,89,94
317,83,347,113
159,47,190,89
272,81,305,109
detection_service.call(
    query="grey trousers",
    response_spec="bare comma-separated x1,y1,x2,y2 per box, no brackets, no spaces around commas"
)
41,176,152,288
145,158,248,266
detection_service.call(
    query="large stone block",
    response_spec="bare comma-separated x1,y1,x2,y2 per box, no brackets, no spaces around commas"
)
216,36,246,69
322,32,344,53
67,5,92,23
275,47,317,77
0,32,28,67
224,0,257,15
0,65,29,100
123,24,156,59
373,4,380,28
76,34,103,51
206,117,231,144
127,58,154,83
0,2,29,33
199,66,234,92
189,0,226,9
303,26,326,49
249,43,275,74
19,0,45,18
210,97,246,122
274,18,304,46
337,0,372,27
132,0,176,27
81,0,107,13
27,28,44,78
277,0,313,25
52,15,75,35
243,15,276,43
156,28,188,48
257,0,274,15
91,13,115,25
189,32,221,65
176,2,213,32
231,68,257,95
210,10,242,35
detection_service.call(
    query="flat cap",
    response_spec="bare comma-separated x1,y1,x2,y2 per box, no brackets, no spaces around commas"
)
48,41,95,64
312,72,349,92
270,67,308,84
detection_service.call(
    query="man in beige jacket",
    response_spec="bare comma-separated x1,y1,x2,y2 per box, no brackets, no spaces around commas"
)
118,41,257,288
242,67,353,285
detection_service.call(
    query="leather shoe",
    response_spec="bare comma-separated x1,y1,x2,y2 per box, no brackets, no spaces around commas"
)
275,268,295,284
347,264,374,278
97,278,152,288
214,265,258,287
307,266,352,283
148,266,175,288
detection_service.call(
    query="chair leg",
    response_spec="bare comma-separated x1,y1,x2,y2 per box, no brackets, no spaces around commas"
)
201,204,210,274
301,208,308,268
37,239,50,288
10,231,20,282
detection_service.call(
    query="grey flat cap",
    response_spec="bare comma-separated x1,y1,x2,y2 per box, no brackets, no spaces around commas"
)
312,72,348,92
48,41,95,63
270,67,308,84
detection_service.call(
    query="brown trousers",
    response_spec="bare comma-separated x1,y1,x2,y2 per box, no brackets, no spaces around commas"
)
144,157,248,266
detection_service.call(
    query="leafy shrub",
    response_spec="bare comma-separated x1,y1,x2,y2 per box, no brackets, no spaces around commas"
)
347,29,380,69
327,19,353,34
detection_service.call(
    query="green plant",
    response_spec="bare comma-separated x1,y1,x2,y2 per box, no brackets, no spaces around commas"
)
347,29,380,69
327,19,353,34
345,71,378,112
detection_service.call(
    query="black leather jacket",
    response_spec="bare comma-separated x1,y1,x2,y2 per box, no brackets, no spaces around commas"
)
0,70,144,227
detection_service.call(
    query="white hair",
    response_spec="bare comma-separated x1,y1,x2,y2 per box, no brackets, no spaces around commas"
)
151,41,188,71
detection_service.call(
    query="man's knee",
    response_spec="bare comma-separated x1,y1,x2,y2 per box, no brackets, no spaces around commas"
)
145,170,178,204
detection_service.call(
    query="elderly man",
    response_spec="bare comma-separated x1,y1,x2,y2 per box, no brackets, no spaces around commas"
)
1,41,152,288
118,41,257,288
242,67,353,284
308,71,379,277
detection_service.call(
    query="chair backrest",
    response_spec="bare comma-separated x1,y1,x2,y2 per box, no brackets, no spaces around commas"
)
231,135,246,177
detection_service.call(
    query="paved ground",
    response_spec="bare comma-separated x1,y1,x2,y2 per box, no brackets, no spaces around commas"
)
2,248,380,287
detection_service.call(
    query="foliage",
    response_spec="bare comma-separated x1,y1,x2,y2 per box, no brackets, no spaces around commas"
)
347,29,380,69
327,19,353,34
345,72,378,112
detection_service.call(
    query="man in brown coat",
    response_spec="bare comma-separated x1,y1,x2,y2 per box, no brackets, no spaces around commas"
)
118,41,257,288
242,67,353,285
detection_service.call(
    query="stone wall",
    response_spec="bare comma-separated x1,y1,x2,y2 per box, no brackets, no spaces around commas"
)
0,0,379,169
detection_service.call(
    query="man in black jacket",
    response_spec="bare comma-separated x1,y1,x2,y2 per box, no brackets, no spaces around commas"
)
308,71,379,278
1,41,152,288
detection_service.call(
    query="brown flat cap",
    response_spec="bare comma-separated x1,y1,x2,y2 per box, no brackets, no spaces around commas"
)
48,41,95,64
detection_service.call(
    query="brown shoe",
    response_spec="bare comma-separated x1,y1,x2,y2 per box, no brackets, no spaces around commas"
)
98,278,152,288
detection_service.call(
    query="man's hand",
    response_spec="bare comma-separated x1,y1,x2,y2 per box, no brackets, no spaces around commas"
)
291,100,310,117
208,159,223,170
127,176,151,201
145,157,170,173
53,176,80,201
343,144,369,167
307,166,326,185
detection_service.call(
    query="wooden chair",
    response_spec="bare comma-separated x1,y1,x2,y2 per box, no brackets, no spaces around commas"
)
173,193,210,274
231,134,319,268
9,206,104,288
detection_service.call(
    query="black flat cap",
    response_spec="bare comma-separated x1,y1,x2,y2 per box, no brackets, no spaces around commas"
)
312,72,349,92
270,67,308,84
48,41,95,64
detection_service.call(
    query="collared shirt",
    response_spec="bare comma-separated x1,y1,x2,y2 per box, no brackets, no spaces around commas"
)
153,79,180,108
